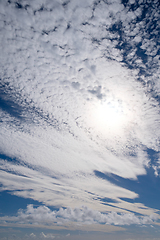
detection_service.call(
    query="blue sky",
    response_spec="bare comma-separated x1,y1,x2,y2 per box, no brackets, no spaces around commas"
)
0,0,160,239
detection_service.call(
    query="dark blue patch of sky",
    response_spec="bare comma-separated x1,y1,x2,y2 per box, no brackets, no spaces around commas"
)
94,149,160,211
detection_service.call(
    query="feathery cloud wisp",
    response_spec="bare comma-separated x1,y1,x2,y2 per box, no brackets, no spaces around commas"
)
0,0,160,228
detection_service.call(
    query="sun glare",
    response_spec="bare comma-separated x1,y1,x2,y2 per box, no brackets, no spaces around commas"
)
97,101,123,126
89,99,128,135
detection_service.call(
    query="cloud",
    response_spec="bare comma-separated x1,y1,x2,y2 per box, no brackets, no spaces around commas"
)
30,233,36,238
40,232,55,239
0,204,158,227
0,0,160,225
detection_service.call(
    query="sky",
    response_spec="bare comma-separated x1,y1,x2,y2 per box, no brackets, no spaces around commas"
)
0,0,160,239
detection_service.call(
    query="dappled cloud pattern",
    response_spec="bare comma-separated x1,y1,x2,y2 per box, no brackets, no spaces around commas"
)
0,0,160,230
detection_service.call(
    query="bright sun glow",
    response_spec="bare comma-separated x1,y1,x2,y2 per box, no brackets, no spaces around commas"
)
97,101,123,127
89,99,129,135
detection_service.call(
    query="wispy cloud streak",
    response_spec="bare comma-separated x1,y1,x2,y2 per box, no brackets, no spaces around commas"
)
0,0,160,225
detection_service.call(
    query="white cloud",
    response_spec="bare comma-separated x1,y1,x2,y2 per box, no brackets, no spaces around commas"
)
0,204,158,227
0,0,160,223
30,233,36,238
40,232,55,239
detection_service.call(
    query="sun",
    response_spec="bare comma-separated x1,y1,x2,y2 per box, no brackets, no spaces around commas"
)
89,99,128,135
96,101,123,128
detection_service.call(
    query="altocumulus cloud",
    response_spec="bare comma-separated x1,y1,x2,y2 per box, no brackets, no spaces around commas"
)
0,0,160,227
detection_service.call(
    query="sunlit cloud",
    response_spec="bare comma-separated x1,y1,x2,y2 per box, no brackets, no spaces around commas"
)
0,0,160,237
0,204,158,227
